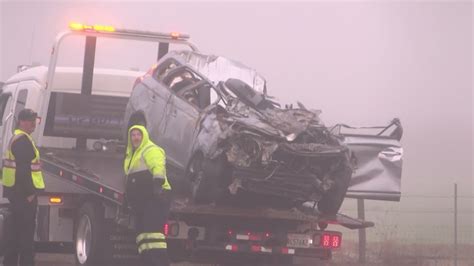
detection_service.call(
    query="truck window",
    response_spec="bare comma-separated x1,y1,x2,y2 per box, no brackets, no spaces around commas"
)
44,92,128,140
13,89,28,127
0,93,12,126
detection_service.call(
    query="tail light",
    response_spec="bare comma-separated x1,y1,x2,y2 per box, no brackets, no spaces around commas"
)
163,223,169,236
163,222,180,237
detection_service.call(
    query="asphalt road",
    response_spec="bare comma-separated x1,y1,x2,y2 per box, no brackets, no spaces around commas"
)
33,253,323,266
32,254,208,266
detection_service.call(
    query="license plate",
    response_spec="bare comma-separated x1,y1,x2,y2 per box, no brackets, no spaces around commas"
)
287,234,312,248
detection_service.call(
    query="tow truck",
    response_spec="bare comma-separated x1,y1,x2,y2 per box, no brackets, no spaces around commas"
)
0,23,373,265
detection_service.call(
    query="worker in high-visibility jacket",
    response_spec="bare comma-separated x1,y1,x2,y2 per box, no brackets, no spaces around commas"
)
124,125,172,266
2,109,45,266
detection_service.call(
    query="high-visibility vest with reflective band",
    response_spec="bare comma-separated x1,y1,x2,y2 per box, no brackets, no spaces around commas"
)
1,129,45,189
126,143,171,190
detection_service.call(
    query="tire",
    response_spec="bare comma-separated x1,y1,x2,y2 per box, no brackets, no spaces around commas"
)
317,163,352,215
74,202,106,266
188,154,229,204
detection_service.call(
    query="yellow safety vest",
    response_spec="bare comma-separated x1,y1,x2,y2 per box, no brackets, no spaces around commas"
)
1,129,45,189
124,125,171,190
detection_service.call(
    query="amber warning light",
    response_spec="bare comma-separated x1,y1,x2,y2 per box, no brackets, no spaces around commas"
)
49,196,63,204
69,22,115,33
170,32,180,39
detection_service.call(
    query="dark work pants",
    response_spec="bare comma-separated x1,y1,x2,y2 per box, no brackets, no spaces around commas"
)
131,193,171,266
4,197,37,266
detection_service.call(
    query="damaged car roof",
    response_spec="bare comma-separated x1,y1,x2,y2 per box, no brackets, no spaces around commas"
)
162,50,267,94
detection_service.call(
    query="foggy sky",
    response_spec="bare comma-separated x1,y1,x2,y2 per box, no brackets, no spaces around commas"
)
0,1,472,239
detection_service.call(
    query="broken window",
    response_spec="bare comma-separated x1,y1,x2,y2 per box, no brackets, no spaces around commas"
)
175,80,219,110
154,59,180,81
163,67,202,95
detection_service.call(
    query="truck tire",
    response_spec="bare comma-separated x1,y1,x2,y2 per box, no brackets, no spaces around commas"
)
74,202,106,266
317,164,352,215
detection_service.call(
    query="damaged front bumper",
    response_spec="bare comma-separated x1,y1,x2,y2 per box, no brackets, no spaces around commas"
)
226,142,351,204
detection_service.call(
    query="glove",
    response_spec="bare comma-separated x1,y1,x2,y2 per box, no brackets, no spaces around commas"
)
153,178,169,199
153,181,163,195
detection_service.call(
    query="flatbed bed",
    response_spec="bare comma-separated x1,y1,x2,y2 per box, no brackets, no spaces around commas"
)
40,147,372,230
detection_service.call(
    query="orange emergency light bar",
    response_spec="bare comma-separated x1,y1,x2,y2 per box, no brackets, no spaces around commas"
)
69,22,115,32
68,22,189,40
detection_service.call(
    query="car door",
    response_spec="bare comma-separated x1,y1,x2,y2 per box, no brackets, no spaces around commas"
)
128,59,180,145
159,67,202,169
337,120,403,201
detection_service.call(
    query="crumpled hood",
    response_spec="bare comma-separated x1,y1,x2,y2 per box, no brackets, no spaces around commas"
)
222,100,323,140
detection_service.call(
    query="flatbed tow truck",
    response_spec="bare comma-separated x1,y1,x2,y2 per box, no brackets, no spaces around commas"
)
0,23,373,265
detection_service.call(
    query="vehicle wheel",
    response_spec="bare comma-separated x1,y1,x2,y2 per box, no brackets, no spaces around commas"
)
317,163,352,215
74,202,106,266
188,154,230,204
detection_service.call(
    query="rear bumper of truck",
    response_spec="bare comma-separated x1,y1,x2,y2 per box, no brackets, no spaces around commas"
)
182,242,332,259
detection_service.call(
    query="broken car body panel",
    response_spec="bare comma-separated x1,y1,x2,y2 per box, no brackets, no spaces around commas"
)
335,120,403,201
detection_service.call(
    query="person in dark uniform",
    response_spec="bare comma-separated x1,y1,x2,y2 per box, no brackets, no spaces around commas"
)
124,125,172,266
2,109,45,266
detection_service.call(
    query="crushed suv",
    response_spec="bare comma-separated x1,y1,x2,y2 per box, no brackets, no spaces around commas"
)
125,51,401,215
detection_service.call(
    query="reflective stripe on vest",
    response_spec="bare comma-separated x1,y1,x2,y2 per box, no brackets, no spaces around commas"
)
136,232,166,244
2,159,41,171
138,242,167,254
1,129,45,189
136,232,167,254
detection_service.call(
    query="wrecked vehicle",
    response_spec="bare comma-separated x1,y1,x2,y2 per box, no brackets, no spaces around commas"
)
125,51,357,215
